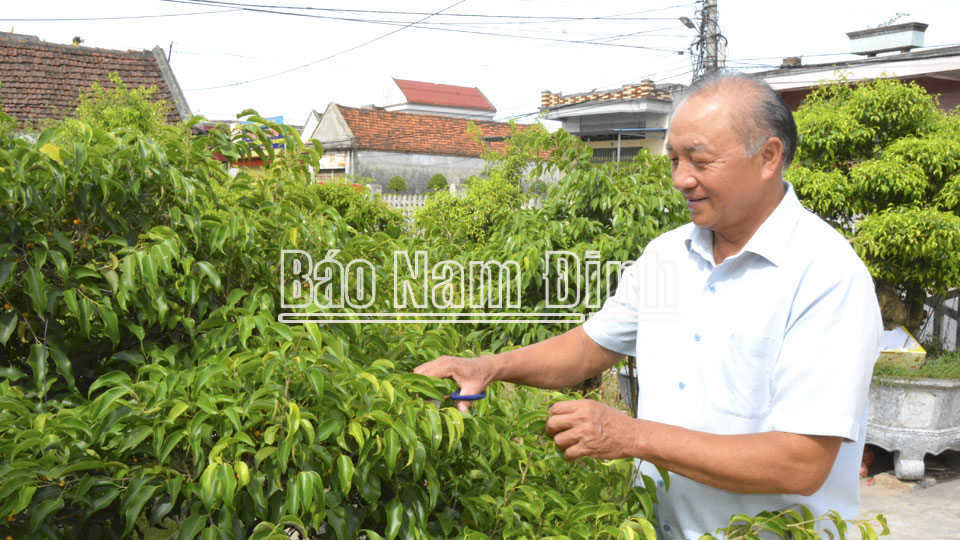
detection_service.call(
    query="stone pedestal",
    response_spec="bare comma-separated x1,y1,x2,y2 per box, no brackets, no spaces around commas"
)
867,377,960,480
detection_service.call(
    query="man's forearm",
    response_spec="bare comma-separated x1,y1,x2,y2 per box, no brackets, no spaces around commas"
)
486,326,624,389
630,420,842,496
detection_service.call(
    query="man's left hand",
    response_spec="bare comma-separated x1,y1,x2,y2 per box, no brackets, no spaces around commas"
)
546,399,637,461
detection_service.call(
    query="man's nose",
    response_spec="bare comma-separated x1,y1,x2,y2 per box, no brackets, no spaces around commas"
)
672,162,697,190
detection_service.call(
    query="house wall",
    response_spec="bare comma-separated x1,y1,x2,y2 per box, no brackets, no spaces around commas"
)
353,151,487,193
561,111,669,155
776,75,960,112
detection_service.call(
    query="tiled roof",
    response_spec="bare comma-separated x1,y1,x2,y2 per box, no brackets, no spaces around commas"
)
393,78,496,112
337,105,517,158
0,33,187,126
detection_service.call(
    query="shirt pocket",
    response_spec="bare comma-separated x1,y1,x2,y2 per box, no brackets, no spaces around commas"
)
706,332,782,419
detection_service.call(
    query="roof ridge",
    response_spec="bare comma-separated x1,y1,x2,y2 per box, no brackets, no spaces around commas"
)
0,35,154,57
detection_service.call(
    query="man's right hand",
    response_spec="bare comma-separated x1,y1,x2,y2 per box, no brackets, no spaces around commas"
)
414,355,494,412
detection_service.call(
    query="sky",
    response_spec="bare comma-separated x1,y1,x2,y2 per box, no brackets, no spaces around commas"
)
3,1,959,126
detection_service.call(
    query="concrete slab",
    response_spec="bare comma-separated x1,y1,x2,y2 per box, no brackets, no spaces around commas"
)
858,475,960,539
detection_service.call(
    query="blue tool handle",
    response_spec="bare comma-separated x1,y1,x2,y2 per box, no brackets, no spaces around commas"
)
450,389,486,401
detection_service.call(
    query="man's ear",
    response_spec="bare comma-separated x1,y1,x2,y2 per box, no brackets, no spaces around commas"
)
759,136,784,181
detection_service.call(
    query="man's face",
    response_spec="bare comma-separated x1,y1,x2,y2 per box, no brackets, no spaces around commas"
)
666,94,771,236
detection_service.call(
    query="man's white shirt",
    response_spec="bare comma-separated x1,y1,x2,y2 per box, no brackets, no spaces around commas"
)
583,182,883,539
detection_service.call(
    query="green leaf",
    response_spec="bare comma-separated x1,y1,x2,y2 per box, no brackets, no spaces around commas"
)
98,303,120,347
29,497,64,534
195,261,222,293
385,497,402,540
27,344,47,393
626,517,658,540
176,514,208,540
656,466,670,492
0,366,25,381
122,478,160,535
0,260,15,288
159,432,187,465
51,232,73,259
296,471,314,512
385,428,400,476
411,442,426,481
34,126,57,149
16,484,36,513
102,269,119,295
25,266,47,314
337,454,354,494
49,340,75,389
226,288,247,307
0,312,16,345
254,446,277,467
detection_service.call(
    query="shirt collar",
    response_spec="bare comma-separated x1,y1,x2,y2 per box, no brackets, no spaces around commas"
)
684,181,803,267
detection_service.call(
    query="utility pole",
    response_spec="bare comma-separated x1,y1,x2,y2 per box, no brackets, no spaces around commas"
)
703,0,719,76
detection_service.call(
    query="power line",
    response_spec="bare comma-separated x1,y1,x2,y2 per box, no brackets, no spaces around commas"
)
185,0,469,92
162,0,676,61
0,9,238,22
161,0,694,22
165,0,685,54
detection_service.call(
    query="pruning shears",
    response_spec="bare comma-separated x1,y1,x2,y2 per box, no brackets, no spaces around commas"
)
449,389,486,401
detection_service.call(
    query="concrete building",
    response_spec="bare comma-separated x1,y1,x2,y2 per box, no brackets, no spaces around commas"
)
756,22,960,111
539,80,681,162
301,102,519,193
0,31,189,126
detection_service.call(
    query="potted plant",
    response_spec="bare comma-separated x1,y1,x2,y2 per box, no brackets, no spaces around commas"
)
787,77,960,479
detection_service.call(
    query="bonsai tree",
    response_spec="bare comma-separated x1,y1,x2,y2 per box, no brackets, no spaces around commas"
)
787,77,960,336
427,173,448,191
386,174,407,192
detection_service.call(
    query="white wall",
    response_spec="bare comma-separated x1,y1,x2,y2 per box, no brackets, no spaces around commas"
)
354,150,487,193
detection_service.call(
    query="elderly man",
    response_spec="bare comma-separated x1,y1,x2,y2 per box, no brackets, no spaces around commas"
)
415,72,882,538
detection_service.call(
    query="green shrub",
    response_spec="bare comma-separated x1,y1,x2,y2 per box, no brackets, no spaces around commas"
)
75,71,172,135
0,99,662,539
426,174,447,191
788,77,960,334
386,175,407,192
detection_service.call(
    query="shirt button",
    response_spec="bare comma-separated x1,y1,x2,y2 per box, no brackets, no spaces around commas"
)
656,479,665,488
663,523,672,532
694,333,701,342
678,382,686,390
709,284,716,293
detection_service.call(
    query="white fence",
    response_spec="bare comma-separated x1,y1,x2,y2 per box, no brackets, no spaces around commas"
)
379,192,543,217
379,194,427,217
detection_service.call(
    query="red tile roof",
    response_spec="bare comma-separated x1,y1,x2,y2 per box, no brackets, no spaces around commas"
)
393,78,496,112
0,33,186,126
337,105,518,158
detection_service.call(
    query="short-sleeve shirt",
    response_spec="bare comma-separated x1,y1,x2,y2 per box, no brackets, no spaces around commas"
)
583,182,883,539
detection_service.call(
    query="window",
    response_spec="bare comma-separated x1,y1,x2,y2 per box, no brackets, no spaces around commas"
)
590,146,641,165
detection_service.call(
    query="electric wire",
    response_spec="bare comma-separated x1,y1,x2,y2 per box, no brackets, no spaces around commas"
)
163,0,686,56
0,9,238,22
159,0,695,23
185,0,469,92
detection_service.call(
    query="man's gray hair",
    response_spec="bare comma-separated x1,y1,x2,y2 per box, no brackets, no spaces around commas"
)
678,71,798,168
